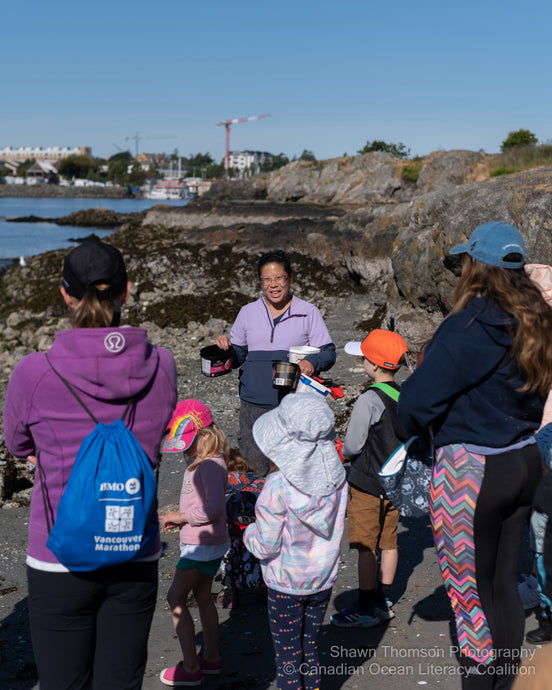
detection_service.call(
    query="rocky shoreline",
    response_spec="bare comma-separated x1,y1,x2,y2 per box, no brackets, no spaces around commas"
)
0,183,131,198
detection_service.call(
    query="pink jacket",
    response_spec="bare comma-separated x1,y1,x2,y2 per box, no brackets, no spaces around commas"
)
178,455,229,546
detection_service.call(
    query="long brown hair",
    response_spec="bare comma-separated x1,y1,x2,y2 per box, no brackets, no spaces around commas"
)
69,284,123,328
187,423,230,471
227,448,255,473
451,255,552,395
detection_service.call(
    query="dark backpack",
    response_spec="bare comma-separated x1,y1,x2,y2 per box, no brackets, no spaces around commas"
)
38,358,159,571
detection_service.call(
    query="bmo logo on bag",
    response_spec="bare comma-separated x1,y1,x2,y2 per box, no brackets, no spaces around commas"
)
104,332,125,353
99,478,141,494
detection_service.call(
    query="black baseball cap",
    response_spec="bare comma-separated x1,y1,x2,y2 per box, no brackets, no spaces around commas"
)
62,241,127,300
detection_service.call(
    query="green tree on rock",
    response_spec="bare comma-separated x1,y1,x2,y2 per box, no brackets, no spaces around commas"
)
262,153,290,172
299,149,316,161
357,140,410,159
501,129,538,151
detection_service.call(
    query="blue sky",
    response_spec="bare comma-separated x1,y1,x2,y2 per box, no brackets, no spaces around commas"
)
3,0,552,162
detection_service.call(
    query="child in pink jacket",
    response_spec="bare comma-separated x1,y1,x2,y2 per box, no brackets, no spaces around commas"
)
243,393,348,690
159,399,229,687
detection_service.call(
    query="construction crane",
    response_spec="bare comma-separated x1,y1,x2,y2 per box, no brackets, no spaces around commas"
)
216,114,270,171
125,132,177,157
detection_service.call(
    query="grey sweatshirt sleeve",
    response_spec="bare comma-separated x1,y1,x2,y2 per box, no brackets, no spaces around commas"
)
342,390,385,460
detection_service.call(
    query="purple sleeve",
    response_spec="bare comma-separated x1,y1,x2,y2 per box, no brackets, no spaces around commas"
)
229,306,247,347
3,355,39,457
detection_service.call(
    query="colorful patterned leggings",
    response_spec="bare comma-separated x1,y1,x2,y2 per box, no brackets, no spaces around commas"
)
267,587,331,690
430,443,542,689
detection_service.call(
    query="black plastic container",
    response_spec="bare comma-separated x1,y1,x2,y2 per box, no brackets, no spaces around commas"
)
272,360,300,389
200,345,234,377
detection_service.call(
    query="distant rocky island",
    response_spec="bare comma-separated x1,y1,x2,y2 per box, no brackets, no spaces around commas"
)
0,183,130,198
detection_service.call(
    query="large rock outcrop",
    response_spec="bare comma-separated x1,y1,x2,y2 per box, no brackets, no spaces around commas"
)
391,166,552,311
257,150,493,205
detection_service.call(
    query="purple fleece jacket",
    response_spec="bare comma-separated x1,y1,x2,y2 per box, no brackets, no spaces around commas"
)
230,295,336,408
3,326,177,571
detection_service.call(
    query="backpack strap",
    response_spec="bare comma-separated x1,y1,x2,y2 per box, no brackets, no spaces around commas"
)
45,354,134,423
370,382,400,403
36,452,53,535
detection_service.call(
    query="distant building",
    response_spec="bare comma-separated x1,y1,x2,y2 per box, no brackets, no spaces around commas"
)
136,153,170,166
26,161,59,183
228,150,272,174
0,146,92,162
0,160,18,175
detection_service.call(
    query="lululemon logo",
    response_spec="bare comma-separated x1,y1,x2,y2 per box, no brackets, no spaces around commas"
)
104,332,125,353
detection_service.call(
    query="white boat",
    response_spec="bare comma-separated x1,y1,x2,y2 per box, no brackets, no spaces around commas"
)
146,181,187,200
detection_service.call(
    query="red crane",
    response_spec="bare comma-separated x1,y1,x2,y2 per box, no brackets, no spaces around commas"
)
216,113,271,171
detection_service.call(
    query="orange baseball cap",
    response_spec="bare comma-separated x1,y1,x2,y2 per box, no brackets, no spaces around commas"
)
344,329,408,370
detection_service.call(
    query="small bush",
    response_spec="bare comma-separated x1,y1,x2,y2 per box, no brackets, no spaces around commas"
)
358,140,411,159
490,166,520,177
401,163,422,182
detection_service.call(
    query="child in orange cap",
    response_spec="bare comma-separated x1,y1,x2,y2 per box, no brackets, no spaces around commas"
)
331,329,409,628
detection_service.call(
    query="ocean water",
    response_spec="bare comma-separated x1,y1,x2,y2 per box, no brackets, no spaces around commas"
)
0,197,188,270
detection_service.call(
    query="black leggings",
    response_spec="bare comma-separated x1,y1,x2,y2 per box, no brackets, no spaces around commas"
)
27,560,158,690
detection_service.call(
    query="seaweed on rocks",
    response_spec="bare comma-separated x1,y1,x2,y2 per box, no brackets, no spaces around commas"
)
0,249,67,320
55,208,146,228
126,290,249,329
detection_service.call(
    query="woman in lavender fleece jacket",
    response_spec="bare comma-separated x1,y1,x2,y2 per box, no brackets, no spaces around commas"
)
3,241,177,690
216,250,336,476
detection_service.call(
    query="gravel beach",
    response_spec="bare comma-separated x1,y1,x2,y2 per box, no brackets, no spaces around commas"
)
0,293,538,690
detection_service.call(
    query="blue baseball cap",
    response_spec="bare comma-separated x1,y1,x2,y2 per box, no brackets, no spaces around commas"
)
449,222,526,269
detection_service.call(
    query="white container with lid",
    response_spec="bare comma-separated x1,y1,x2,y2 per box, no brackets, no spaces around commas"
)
288,345,321,363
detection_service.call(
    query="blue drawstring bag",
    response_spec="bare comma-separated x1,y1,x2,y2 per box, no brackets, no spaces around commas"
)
39,358,159,571
45,420,159,571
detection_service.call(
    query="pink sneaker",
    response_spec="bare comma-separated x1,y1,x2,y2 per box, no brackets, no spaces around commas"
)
159,661,203,686
197,652,223,674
